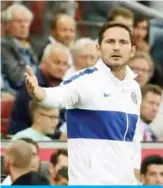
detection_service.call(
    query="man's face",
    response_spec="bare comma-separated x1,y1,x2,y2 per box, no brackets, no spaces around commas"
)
133,20,148,41
142,164,163,185
52,17,76,47
114,16,134,32
98,27,135,70
36,108,59,135
29,144,40,172
74,45,98,70
44,49,69,79
129,57,151,87
141,92,162,122
6,9,32,40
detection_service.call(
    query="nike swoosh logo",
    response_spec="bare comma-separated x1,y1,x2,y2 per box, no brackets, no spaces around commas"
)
103,93,111,97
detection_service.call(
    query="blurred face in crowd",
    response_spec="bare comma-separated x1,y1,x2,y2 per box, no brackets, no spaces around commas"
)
141,91,162,123
129,57,151,87
114,16,134,32
6,8,32,40
43,48,69,79
73,45,98,71
29,143,40,172
133,20,148,41
141,164,163,185
34,108,59,135
98,26,135,70
49,154,68,183
52,16,76,47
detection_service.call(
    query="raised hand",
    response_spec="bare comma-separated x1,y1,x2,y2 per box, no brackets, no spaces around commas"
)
24,65,46,102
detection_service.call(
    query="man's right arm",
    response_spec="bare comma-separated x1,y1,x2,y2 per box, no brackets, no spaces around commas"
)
25,65,80,108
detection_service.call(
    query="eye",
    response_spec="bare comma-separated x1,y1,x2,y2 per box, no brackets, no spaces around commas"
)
120,40,128,44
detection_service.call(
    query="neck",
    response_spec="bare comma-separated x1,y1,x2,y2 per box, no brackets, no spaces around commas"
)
32,124,44,135
10,167,29,183
111,66,126,80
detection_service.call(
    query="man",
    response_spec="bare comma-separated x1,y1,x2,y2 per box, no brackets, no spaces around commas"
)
12,101,59,141
141,155,163,185
128,51,154,88
107,7,134,32
8,43,69,134
3,140,49,185
2,138,40,185
1,4,38,90
140,84,162,141
39,13,76,64
24,22,141,185
64,37,98,79
49,149,68,184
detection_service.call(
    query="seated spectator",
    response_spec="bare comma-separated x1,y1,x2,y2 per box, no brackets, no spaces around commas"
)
54,167,68,185
141,155,163,185
133,16,150,52
64,38,98,79
1,4,38,90
128,51,154,88
107,7,134,32
49,149,68,185
12,101,59,141
3,140,49,185
140,84,162,141
2,137,40,185
8,43,69,135
39,13,76,65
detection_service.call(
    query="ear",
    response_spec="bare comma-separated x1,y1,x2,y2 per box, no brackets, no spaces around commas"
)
96,44,100,52
130,45,136,58
140,174,145,184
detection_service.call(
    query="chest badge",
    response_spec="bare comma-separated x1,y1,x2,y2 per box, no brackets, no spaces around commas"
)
131,92,137,104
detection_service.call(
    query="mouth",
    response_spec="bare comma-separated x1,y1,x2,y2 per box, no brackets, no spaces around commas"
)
111,54,122,58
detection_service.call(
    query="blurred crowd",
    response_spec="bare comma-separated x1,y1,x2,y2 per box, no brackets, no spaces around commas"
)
0,0,163,185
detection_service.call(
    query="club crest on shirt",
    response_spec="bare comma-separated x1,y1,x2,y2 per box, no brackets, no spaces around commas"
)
131,92,137,104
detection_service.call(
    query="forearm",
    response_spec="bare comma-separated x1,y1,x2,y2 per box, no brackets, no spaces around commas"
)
39,86,79,109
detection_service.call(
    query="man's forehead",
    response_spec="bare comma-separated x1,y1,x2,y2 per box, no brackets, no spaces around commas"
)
103,27,130,40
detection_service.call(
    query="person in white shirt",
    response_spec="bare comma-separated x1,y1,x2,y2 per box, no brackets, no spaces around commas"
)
12,101,59,141
24,22,142,185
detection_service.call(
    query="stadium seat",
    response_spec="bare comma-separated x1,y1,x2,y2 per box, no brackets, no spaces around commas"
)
1,99,14,137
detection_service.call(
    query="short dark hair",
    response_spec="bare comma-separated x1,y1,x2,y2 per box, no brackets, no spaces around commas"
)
55,167,68,181
108,7,134,22
98,21,133,45
141,84,162,99
50,149,68,166
19,138,39,153
141,155,163,174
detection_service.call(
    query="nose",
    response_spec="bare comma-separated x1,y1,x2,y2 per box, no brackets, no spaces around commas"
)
113,42,120,51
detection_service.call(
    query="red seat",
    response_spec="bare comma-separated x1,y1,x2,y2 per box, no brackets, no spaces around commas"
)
1,99,14,137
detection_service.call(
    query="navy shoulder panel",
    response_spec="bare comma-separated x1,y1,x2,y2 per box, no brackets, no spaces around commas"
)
63,67,97,85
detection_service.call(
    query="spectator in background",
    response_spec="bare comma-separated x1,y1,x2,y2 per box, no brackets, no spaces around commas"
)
1,4,38,91
128,51,154,88
133,16,150,52
107,7,134,32
2,138,40,185
3,140,49,185
54,167,68,185
49,149,68,185
40,13,76,65
140,84,162,141
64,38,98,79
8,43,69,135
12,101,59,141
141,155,163,185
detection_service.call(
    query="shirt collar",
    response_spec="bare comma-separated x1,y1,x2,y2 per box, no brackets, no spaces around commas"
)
95,58,136,81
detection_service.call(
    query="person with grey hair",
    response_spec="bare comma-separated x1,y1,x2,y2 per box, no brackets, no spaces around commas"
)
8,43,69,135
1,4,38,91
64,37,98,79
